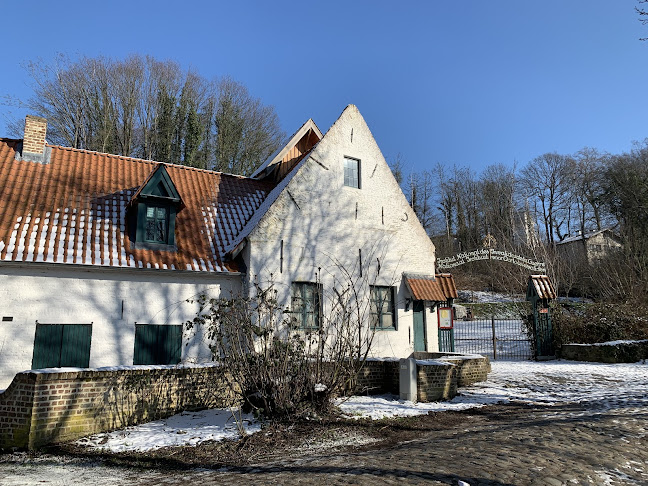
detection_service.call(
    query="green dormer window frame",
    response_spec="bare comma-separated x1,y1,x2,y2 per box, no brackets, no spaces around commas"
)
131,165,183,251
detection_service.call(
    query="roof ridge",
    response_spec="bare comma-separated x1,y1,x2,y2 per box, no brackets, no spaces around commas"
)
43,143,260,180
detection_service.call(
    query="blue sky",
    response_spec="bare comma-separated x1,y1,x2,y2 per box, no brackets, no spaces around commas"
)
2,1,647,175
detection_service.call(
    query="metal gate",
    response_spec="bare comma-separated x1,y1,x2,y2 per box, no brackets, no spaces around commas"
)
453,314,532,360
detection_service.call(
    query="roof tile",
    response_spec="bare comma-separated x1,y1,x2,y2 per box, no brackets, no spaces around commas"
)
404,274,458,302
0,140,275,273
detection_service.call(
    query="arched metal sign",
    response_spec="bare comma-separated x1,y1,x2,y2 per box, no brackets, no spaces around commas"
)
436,248,545,273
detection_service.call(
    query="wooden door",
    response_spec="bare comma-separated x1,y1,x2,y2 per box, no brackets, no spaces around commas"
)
413,301,426,352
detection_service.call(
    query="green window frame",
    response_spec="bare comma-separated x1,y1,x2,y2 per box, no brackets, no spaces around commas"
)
131,164,182,251
370,286,396,330
343,157,360,188
144,204,168,244
291,282,322,330
32,323,92,369
133,324,182,365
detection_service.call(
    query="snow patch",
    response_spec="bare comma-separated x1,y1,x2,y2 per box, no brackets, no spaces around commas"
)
77,408,259,453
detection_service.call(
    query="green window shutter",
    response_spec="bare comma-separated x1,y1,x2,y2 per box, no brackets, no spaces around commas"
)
32,324,92,369
134,325,182,365
161,325,182,365
60,324,92,368
32,324,63,369
134,324,157,365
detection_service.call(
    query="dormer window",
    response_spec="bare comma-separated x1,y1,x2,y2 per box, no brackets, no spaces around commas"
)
145,205,168,244
128,164,183,251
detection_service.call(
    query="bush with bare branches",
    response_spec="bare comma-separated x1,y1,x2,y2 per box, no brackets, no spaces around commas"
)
185,270,384,421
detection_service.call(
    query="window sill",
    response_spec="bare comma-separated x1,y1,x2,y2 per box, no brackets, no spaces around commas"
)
132,241,177,252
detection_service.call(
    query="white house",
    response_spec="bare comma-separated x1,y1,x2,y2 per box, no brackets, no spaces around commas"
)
0,106,452,388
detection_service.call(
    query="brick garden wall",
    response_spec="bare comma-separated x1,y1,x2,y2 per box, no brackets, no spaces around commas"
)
416,362,457,402
0,365,232,450
352,359,400,395
0,354,491,451
353,354,489,402
561,340,648,363
413,352,491,386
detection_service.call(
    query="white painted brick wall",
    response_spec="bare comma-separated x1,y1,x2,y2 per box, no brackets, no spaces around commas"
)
0,264,239,388
247,105,439,358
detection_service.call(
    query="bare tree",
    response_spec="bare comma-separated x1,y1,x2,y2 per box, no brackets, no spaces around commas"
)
567,148,609,236
520,153,571,246
479,163,517,246
214,77,284,175
638,0,648,40
600,141,648,300
406,169,439,236
12,54,284,175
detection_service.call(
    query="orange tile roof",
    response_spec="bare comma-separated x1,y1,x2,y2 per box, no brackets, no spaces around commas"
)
435,273,458,300
0,139,275,272
404,274,458,302
528,275,557,300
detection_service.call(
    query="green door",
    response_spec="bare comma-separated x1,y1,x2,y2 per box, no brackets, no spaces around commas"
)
438,306,455,352
534,307,554,358
32,323,92,369
413,300,426,352
438,328,455,352
134,324,182,365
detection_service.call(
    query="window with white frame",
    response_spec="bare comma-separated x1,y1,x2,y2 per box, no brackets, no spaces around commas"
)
370,285,395,329
344,157,360,188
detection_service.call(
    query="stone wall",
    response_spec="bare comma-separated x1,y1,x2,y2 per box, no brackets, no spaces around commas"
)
413,352,491,386
561,340,648,363
0,365,232,450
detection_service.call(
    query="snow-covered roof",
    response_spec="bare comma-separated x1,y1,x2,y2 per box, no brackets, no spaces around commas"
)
0,139,275,273
557,228,618,245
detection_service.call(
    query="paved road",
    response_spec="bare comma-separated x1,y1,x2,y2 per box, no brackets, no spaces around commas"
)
1,362,647,486
136,398,647,486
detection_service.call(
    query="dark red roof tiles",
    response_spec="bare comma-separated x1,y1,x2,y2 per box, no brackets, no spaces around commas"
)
0,139,275,272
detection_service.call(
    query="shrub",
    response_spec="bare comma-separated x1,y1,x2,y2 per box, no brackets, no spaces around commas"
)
551,302,648,347
186,278,378,422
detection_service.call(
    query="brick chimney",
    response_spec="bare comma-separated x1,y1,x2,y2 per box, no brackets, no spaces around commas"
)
17,115,50,164
23,115,47,155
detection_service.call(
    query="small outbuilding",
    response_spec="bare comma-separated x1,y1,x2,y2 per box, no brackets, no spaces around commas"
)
526,275,556,358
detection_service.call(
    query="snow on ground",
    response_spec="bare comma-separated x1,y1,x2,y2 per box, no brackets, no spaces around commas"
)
74,359,648,452
77,408,260,453
457,289,591,304
336,392,502,419
457,290,522,303
338,360,648,419
475,360,648,409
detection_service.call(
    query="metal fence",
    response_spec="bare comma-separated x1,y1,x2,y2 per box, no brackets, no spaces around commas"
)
453,316,532,361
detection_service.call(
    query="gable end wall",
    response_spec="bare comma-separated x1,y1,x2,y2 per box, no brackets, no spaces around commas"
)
246,106,438,357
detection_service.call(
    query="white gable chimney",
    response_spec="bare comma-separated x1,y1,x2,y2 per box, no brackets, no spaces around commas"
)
23,115,47,155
